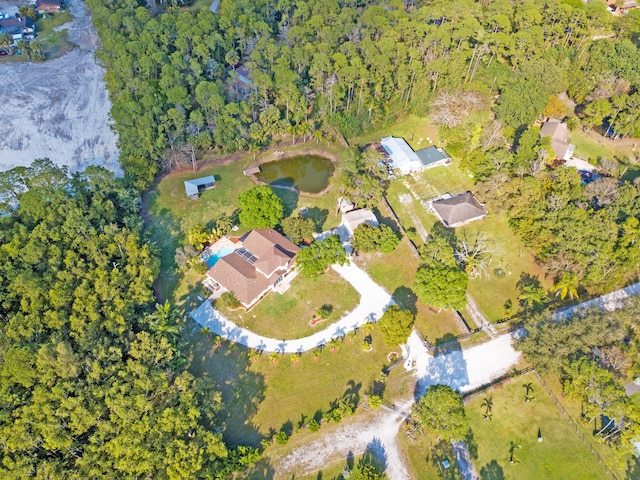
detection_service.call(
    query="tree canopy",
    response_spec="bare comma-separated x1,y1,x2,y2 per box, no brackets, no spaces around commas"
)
413,236,468,311
86,0,630,189
411,385,469,442
282,215,315,245
352,223,400,254
238,185,284,229
296,234,348,277
0,161,252,478
378,305,415,346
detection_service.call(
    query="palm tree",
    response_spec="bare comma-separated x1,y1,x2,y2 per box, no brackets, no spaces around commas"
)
329,338,339,353
552,272,579,300
149,301,181,341
518,284,547,309
523,383,535,403
248,349,261,364
269,352,280,365
290,353,301,366
481,396,493,421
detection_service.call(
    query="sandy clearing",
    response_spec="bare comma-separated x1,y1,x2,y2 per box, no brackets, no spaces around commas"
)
0,0,120,173
274,333,522,478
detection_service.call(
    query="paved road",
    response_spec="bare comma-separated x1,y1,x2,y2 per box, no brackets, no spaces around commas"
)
190,260,393,353
555,281,640,320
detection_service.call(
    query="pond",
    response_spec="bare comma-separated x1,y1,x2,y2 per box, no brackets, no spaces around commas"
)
257,155,334,194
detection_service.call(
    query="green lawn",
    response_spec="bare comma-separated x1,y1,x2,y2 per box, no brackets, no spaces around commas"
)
146,144,345,305
571,129,635,163
354,237,466,344
540,374,633,479
350,114,440,149
466,373,609,480
218,269,360,339
35,11,74,59
188,323,390,448
386,163,549,323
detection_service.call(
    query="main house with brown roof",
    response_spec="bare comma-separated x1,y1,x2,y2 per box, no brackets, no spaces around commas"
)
205,228,300,309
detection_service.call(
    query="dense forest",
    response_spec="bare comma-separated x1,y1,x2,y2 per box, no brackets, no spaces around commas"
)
87,0,640,187
85,0,640,290
0,161,256,478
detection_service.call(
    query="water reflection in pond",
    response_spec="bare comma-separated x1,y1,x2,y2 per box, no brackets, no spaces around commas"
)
257,155,334,194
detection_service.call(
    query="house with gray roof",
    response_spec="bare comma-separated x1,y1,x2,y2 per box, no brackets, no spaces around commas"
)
540,119,575,161
381,136,451,175
430,192,487,228
184,175,215,200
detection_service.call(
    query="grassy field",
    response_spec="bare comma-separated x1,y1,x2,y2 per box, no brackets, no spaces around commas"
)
218,269,360,339
540,374,634,479
35,11,74,59
571,129,635,163
146,144,345,304
187,323,390,448
350,114,440,150
385,162,549,323
465,373,609,480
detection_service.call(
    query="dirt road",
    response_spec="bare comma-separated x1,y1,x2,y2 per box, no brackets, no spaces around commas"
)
0,0,119,173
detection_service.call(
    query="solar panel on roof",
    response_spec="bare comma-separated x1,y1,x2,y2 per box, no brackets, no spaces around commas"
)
235,247,257,264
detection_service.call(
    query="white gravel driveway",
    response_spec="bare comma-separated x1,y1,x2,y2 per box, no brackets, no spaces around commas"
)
190,260,393,353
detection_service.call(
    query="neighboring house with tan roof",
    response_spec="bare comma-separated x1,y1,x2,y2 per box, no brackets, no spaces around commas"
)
540,119,575,161
430,192,487,228
341,208,379,237
205,228,300,309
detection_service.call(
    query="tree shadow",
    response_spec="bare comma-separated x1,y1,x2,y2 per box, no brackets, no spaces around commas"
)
626,455,640,479
242,457,276,479
415,337,469,398
430,222,458,250
306,206,329,232
344,379,362,406
148,206,184,303
365,437,388,471
465,429,478,460
273,187,299,217
429,438,460,479
479,459,505,480
392,286,418,315
516,272,542,290
185,320,266,448
373,206,400,231
280,419,294,436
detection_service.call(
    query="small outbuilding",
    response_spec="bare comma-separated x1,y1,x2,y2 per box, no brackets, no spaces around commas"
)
184,175,216,200
337,196,355,214
341,208,379,237
430,192,487,228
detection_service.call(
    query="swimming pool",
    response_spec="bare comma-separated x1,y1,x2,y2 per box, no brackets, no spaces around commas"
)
203,246,236,267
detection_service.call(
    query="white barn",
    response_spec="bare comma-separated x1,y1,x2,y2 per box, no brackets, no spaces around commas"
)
381,136,451,175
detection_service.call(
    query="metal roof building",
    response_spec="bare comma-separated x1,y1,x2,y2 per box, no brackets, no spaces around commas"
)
184,175,216,200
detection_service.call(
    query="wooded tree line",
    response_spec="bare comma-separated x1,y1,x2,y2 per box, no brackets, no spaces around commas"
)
0,161,255,478
518,299,640,456
86,0,640,189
